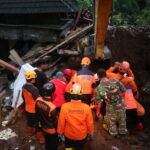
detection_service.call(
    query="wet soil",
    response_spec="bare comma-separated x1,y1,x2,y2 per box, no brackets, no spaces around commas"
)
0,112,149,150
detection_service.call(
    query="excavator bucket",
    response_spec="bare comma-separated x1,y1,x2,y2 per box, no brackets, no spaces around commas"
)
94,0,113,59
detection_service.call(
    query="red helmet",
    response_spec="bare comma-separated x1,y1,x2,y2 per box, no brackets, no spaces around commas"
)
63,69,72,77
119,61,130,73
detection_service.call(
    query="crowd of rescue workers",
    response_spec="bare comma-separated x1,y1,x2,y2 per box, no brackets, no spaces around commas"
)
21,57,145,150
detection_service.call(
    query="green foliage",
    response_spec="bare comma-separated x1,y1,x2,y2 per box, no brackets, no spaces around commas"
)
135,10,150,25
112,0,150,25
112,13,122,25
76,0,93,9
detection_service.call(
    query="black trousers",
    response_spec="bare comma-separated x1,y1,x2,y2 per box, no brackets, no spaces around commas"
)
81,94,92,105
44,132,58,150
126,109,139,129
25,111,42,131
25,112,37,127
65,137,86,150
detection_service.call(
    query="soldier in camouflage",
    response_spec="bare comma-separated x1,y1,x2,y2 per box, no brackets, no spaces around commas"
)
94,69,127,136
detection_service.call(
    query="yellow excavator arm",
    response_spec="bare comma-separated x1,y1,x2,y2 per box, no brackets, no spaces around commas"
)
94,0,113,59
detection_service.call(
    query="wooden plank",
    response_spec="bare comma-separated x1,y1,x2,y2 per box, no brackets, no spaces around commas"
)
57,49,80,56
9,54,17,64
10,49,24,66
32,24,93,64
22,44,44,61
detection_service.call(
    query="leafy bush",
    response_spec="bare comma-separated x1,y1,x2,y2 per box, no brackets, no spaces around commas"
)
135,10,150,25
76,0,93,9
111,0,150,25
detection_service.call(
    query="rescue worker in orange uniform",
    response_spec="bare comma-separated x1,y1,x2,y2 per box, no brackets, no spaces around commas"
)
72,57,96,105
124,86,145,131
107,61,139,98
36,83,58,150
107,61,145,119
58,83,94,150
64,68,77,102
22,70,45,143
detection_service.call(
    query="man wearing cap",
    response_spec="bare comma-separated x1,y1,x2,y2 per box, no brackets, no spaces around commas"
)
34,58,48,95
50,72,67,110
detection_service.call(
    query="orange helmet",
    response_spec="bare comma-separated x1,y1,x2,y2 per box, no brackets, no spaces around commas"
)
119,61,130,73
70,83,82,94
81,57,91,65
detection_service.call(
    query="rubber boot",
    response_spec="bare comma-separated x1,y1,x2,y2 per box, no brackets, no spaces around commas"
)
102,116,109,132
102,123,109,132
36,131,45,144
27,126,35,136
136,122,143,131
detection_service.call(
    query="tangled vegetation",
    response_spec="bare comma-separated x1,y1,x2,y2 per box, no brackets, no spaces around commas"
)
112,0,150,25
75,0,150,25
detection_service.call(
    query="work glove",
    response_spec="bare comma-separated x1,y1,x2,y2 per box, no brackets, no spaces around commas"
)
58,134,65,142
87,134,93,140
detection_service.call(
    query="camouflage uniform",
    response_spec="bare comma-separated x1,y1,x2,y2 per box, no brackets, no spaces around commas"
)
94,77,127,136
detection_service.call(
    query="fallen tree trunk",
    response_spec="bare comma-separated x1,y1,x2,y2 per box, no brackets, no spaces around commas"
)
32,24,93,64
0,59,19,72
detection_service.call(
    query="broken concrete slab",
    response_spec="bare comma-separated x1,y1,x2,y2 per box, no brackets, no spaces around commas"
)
0,128,17,140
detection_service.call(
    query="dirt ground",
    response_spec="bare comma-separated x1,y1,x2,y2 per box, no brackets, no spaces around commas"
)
0,111,150,150
0,26,150,150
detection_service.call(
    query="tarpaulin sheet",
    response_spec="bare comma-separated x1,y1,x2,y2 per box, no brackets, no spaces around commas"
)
12,63,36,108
